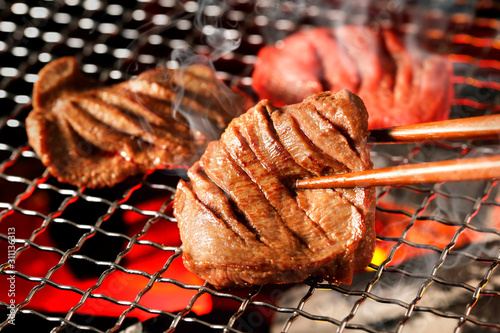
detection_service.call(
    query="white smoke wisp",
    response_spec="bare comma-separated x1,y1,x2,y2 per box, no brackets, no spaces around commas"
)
165,0,252,150
119,1,253,172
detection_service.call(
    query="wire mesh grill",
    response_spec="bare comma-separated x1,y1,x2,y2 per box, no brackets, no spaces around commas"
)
0,0,499,332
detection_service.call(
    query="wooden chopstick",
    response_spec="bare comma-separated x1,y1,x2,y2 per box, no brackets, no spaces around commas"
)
296,155,500,189
369,114,500,143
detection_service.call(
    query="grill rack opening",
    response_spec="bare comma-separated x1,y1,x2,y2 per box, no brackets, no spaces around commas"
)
0,0,499,332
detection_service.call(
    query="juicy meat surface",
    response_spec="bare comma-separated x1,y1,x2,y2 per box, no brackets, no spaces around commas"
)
174,90,376,289
252,26,453,129
26,57,251,188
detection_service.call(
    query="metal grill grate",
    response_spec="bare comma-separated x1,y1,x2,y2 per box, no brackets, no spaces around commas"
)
0,0,499,332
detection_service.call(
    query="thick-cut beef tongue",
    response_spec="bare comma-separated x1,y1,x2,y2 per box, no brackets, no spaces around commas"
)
26,57,251,188
251,30,324,107
174,89,376,289
252,25,453,129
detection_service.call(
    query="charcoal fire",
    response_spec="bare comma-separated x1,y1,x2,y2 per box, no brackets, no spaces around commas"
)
1,0,499,332
272,239,500,333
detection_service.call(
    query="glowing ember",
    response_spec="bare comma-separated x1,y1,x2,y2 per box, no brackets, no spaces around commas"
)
0,197,212,321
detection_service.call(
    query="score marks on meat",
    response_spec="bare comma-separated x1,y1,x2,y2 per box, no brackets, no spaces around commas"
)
25,57,251,188
174,90,376,289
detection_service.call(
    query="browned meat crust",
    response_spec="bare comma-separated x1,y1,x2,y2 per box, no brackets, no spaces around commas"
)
26,57,251,188
174,90,376,289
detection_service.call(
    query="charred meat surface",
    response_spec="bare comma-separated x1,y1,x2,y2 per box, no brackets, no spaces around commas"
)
252,26,453,130
174,90,376,289
26,57,251,188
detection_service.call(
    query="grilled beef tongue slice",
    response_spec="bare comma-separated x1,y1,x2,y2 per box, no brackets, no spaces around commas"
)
174,90,376,289
26,57,251,188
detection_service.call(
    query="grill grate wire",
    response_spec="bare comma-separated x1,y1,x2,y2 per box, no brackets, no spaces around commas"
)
0,0,500,332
